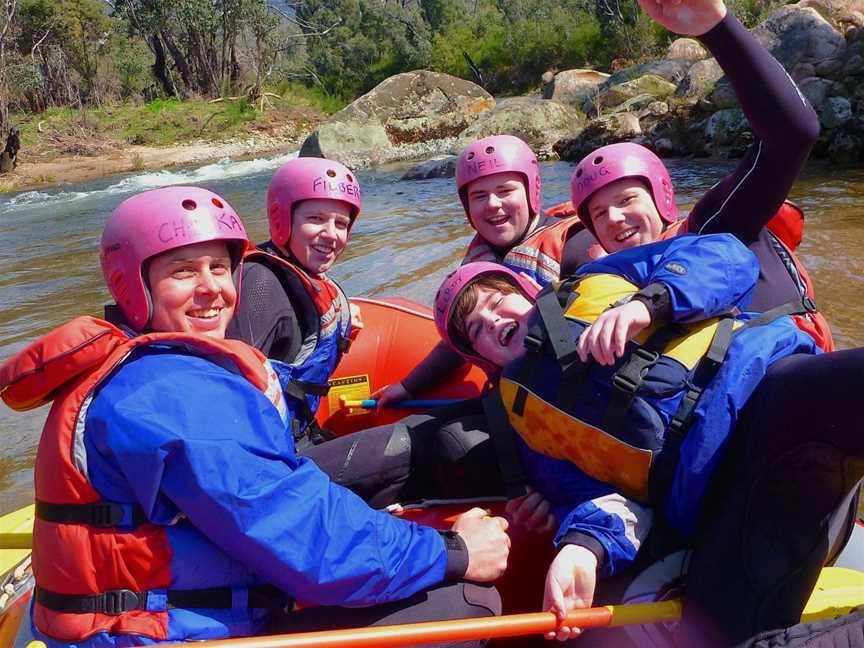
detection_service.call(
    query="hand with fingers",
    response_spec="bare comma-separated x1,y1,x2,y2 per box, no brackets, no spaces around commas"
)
543,545,599,642
348,302,364,340
452,507,511,582
636,0,727,36
577,300,651,366
505,486,557,535
370,382,412,413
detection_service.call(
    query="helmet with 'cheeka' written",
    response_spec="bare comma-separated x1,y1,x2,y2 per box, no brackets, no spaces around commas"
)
456,135,542,221
570,142,678,235
100,186,249,331
267,156,362,256
434,261,540,375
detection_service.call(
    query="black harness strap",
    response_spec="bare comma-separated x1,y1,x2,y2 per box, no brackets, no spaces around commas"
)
282,379,330,442
481,388,528,499
647,316,735,506
602,325,684,437
736,297,816,331
36,500,147,529
36,584,289,616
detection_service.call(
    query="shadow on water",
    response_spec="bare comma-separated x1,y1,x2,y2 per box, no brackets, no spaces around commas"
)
0,155,863,514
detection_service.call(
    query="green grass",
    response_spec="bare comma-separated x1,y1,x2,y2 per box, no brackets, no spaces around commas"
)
10,84,345,154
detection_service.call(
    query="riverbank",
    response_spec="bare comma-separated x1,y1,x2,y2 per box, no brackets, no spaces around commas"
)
0,92,333,194
0,131,311,193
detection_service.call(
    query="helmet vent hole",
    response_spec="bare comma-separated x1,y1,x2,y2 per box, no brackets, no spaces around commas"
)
182,199,197,211
466,152,475,160
593,156,604,166
211,197,224,208
485,146,495,154
576,168,583,178
326,169,337,177
346,173,354,182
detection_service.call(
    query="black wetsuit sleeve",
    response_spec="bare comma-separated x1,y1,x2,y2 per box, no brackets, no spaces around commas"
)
687,12,819,243
225,261,303,363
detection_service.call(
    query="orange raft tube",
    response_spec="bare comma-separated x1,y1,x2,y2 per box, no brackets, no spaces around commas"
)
315,297,489,435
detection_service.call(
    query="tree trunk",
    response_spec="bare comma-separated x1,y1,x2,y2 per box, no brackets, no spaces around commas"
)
163,32,193,95
150,34,178,97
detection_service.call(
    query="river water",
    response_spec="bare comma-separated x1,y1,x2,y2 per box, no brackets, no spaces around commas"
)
1,153,862,516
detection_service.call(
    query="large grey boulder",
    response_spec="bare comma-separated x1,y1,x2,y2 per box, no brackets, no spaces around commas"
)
794,0,864,30
544,69,610,109
604,58,695,88
704,108,752,150
454,97,585,159
798,77,834,110
400,155,459,180
554,113,644,161
677,58,724,99
598,74,678,111
753,6,847,67
300,71,494,166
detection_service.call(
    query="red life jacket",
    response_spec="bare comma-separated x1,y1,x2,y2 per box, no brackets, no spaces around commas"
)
665,200,834,352
0,317,284,642
462,216,584,286
246,247,352,344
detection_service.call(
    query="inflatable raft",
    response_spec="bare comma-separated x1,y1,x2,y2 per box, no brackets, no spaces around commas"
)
2,297,863,647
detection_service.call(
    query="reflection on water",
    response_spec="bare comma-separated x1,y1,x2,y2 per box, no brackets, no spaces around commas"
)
1,156,863,514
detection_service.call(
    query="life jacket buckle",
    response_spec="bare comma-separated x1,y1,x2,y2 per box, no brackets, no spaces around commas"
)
104,589,144,615
612,372,640,395
90,502,126,527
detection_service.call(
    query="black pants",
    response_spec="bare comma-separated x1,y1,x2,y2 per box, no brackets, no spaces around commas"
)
302,399,504,508
297,400,504,646
680,349,864,646
268,582,502,648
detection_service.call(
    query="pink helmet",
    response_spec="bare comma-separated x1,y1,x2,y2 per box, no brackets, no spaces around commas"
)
456,135,542,221
267,157,362,255
434,262,540,374
570,142,678,234
100,186,249,331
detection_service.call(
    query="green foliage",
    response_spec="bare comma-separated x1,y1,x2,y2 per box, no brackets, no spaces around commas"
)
726,0,787,27
273,81,346,114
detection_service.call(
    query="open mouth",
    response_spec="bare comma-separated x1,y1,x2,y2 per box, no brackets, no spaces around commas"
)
487,214,509,226
615,227,639,243
498,321,518,347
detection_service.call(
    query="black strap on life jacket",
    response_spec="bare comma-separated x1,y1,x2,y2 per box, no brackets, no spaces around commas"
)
481,388,528,500
650,315,736,500
36,499,148,530
282,379,330,443
36,584,289,616
602,324,687,438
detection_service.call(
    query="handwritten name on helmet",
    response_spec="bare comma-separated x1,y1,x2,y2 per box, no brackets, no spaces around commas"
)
573,165,611,193
312,175,361,199
157,209,244,244
462,156,507,178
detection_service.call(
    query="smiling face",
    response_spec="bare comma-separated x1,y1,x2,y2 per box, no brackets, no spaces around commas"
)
146,240,236,339
586,178,665,252
466,172,533,249
460,285,534,369
288,199,352,275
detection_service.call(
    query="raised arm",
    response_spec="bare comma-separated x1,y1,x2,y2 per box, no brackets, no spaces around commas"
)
638,0,820,241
